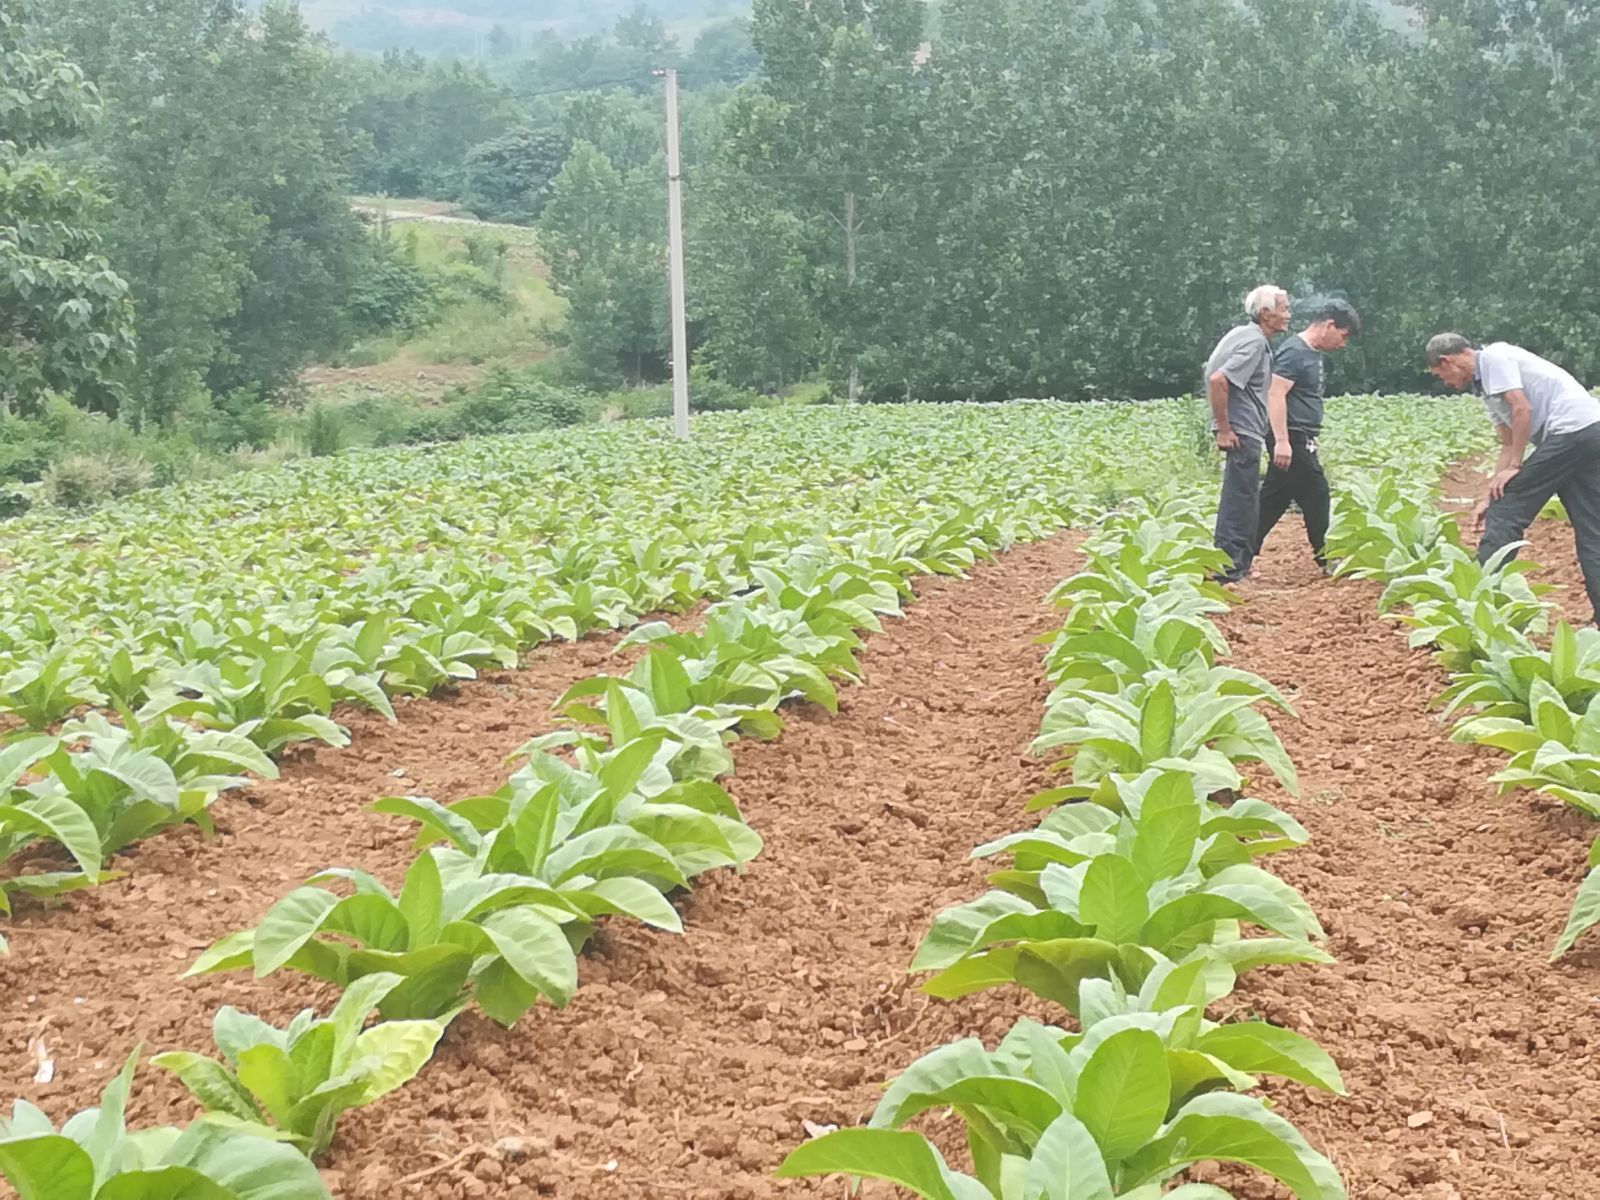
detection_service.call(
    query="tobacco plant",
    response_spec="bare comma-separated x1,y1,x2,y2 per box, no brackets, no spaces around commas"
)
0,1051,331,1199
154,973,446,1156
188,852,583,1027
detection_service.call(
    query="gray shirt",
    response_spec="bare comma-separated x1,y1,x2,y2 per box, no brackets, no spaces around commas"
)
1475,342,1600,445
1272,334,1325,434
1205,323,1271,442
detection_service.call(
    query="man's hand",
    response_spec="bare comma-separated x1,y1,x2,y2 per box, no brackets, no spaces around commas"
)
1215,427,1240,451
1488,466,1520,499
1271,439,1292,470
1469,496,1490,535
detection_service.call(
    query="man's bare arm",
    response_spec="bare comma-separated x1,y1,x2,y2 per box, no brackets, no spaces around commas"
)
1267,374,1293,467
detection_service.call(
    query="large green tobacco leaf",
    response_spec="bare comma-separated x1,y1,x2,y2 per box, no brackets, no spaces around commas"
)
1025,1113,1114,1200
1552,841,1600,959
775,1129,991,1200
0,1136,96,1200
1120,1093,1347,1199
1073,1028,1169,1162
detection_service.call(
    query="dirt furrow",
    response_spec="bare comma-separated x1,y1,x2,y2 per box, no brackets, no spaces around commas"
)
0,623,689,1120
320,534,1084,1199
1212,516,1600,1200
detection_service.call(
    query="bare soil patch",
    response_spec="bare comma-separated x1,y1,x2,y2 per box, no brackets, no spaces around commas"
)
1215,514,1600,1200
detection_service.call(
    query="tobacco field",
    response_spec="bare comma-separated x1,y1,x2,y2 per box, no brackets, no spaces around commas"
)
2,397,1598,1200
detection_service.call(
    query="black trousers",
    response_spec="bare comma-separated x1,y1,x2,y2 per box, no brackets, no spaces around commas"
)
1478,421,1600,621
1255,430,1330,564
1213,436,1263,581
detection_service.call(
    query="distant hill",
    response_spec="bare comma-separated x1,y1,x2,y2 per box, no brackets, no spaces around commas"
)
297,0,750,56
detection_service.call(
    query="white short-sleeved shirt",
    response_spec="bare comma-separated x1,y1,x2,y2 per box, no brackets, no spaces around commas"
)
1475,342,1600,444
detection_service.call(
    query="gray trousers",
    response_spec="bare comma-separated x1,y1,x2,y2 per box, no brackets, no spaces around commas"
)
1213,436,1263,581
1478,421,1600,620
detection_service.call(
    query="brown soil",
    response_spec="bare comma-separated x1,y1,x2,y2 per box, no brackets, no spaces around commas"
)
10,496,1600,1200
0,619,694,1128
1208,512,1600,1200
299,360,487,401
319,535,1084,1199
0,536,1083,1199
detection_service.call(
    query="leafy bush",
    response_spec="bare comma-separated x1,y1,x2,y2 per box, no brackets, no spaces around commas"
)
783,380,836,406
0,415,56,483
439,369,589,437
347,253,439,335
431,261,509,311
303,404,346,458
41,452,154,508
688,367,768,413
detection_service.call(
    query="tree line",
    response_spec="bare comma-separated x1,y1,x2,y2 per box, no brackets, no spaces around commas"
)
5,0,1598,434
676,0,1599,401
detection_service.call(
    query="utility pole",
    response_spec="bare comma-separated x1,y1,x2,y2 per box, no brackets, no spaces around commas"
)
656,67,691,440
845,190,859,404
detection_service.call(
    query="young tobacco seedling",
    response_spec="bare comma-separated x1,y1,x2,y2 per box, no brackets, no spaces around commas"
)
0,1049,331,1199
188,850,582,1027
778,1016,1346,1199
154,972,446,1156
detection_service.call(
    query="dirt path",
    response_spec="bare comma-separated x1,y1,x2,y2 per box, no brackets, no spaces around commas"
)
318,534,1084,1199
1212,515,1600,1200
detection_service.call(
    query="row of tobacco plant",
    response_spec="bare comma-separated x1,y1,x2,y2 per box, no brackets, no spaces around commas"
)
0,482,1090,1196
1326,472,1600,955
779,497,1350,1199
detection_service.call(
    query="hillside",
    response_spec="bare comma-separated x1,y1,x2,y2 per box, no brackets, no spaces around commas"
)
296,0,749,55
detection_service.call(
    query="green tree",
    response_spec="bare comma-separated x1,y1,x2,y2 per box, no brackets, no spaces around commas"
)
460,126,573,223
685,17,762,85
210,3,370,398
539,140,666,385
40,0,370,422
699,0,927,399
343,53,522,198
0,1,133,416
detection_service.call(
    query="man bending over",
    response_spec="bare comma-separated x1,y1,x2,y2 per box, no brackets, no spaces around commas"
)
1426,332,1600,622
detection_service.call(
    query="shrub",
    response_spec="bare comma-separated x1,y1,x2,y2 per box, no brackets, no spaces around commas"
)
304,404,346,457
441,369,588,437
688,367,767,413
42,452,155,508
347,254,440,335
0,415,56,482
784,380,836,407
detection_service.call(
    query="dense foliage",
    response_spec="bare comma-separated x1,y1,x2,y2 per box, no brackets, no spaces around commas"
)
0,2,134,417
679,0,1600,401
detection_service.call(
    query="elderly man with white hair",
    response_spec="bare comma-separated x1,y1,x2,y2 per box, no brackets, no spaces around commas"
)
1203,284,1291,582
1426,332,1600,623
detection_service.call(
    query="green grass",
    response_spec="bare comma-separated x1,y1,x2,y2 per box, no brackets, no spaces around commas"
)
327,219,566,375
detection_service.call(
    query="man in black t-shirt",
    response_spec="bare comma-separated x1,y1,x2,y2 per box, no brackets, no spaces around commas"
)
1254,300,1362,572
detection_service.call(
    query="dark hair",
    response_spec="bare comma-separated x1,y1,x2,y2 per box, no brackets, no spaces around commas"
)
1311,299,1361,335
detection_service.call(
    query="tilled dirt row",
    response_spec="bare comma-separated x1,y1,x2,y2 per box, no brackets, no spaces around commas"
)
0,535,1084,1200
323,535,1084,1199
0,616,695,1128
1214,510,1600,1200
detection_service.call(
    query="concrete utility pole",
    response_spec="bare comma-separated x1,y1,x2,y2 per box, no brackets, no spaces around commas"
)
845,190,859,404
656,67,691,440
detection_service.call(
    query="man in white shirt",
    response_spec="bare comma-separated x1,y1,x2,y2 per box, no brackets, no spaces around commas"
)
1426,333,1600,621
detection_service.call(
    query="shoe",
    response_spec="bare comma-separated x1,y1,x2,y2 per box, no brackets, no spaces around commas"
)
1316,560,1334,577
